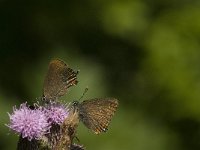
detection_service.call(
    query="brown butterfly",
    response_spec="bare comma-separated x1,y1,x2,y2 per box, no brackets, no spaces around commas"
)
42,59,118,148
43,59,78,101
72,98,118,134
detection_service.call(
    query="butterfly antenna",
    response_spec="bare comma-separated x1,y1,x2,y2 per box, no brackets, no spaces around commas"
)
79,87,88,101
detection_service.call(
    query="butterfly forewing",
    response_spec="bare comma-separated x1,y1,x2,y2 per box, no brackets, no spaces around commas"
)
78,98,118,134
43,59,78,101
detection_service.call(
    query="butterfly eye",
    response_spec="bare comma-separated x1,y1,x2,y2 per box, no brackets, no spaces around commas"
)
72,101,79,107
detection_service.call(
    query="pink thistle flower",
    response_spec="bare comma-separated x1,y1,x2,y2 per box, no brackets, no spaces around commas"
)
44,103,69,125
7,103,50,141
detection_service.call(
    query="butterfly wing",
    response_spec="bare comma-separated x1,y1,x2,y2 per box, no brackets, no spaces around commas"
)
79,98,118,134
43,59,78,101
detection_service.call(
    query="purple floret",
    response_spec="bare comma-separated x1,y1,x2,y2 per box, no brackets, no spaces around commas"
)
7,103,50,141
44,103,69,125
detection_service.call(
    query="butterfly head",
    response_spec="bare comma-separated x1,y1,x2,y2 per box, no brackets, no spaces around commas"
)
72,100,79,106
71,100,80,112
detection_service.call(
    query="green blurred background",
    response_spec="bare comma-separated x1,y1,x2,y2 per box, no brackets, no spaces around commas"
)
1,1,200,150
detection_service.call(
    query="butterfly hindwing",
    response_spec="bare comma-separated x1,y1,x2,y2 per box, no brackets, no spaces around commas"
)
78,98,118,134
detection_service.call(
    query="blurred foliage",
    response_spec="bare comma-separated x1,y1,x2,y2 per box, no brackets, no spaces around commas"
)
1,0,200,150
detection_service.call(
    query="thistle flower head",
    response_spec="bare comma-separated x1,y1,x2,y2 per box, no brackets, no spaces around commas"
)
44,102,69,125
7,103,50,141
